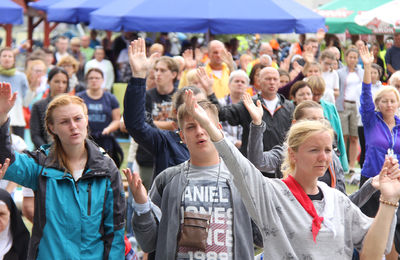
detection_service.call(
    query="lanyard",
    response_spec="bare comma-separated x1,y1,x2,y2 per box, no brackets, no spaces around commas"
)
383,126,398,150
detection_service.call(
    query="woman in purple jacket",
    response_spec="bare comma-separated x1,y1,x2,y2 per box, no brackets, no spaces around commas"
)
360,46,400,187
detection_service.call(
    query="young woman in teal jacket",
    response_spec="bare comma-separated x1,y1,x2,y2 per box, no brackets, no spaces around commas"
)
0,85,125,259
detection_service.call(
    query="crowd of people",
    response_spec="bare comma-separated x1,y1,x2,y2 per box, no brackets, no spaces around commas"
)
0,29,400,259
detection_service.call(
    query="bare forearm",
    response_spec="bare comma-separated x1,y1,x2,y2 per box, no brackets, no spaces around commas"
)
204,121,224,142
387,64,396,75
105,120,120,133
153,120,176,130
360,203,396,259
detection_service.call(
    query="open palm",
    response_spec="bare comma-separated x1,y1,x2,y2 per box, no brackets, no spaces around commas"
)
0,82,16,116
128,38,150,78
359,45,374,66
243,93,263,125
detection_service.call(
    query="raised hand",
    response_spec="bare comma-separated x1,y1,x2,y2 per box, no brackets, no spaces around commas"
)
303,51,315,64
195,48,203,63
182,49,197,70
128,38,154,78
316,28,326,43
196,67,214,95
242,93,263,125
359,45,374,66
0,82,17,125
184,90,224,142
280,57,290,72
377,157,400,203
221,48,235,71
0,158,10,179
184,90,210,127
122,168,148,204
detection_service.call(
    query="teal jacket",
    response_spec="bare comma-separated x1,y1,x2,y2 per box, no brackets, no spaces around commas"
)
0,120,125,260
320,99,349,172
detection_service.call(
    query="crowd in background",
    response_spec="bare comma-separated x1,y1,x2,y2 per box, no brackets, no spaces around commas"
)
1,28,400,259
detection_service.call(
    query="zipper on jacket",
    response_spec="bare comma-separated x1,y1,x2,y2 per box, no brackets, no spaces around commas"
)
87,183,92,216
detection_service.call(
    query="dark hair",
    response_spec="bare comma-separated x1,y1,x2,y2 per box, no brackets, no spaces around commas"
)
48,67,70,93
290,81,311,100
85,67,104,81
278,68,290,80
249,63,266,86
371,63,383,78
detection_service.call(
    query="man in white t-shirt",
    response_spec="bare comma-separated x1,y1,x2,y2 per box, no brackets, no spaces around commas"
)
320,50,339,103
219,67,294,178
54,36,70,64
84,47,115,91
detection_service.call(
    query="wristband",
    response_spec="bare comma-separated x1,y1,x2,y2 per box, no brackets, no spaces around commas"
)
379,196,399,208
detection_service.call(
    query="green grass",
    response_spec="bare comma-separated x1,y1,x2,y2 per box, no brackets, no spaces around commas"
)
119,141,130,177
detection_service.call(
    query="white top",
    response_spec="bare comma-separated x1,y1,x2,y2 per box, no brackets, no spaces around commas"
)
212,69,222,79
344,72,362,102
322,70,339,104
263,96,279,115
84,59,115,91
72,169,84,181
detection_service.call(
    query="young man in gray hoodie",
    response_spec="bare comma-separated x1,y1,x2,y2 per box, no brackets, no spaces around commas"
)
123,38,260,260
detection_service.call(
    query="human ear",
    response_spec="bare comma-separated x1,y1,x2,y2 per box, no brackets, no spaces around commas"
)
179,130,186,144
288,147,296,163
48,124,55,135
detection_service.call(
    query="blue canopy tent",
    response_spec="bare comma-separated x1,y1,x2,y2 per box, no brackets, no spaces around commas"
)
28,0,63,48
0,0,23,46
0,0,23,25
47,0,110,24
29,0,60,11
89,0,325,34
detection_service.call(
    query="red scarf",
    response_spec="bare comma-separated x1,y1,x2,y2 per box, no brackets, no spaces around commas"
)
282,175,323,242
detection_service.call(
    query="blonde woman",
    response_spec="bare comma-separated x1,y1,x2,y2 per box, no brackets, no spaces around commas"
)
57,55,85,94
184,89,400,259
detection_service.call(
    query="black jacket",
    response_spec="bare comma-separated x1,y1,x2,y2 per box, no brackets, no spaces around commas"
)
30,96,52,149
219,93,294,157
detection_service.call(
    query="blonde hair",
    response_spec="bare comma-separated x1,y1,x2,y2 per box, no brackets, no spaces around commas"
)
303,62,322,76
177,100,218,130
293,100,322,121
373,86,400,110
57,55,79,73
45,95,88,172
306,75,326,94
26,59,47,86
281,120,333,178
186,69,198,86
389,71,400,85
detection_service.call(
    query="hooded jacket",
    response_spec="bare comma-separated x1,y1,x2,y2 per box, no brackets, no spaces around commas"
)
360,82,400,178
0,119,125,260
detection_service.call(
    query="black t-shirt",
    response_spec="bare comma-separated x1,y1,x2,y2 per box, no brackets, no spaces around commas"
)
136,87,176,167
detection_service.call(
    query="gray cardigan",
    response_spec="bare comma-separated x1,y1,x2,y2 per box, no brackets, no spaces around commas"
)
132,161,256,260
215,138,395,259
247,121,378,207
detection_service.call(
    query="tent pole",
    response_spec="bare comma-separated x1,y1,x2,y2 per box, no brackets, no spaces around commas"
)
44,19,59,48
205,29,210,44
4,25,12,47
28,16,33,52
28,16,44,52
